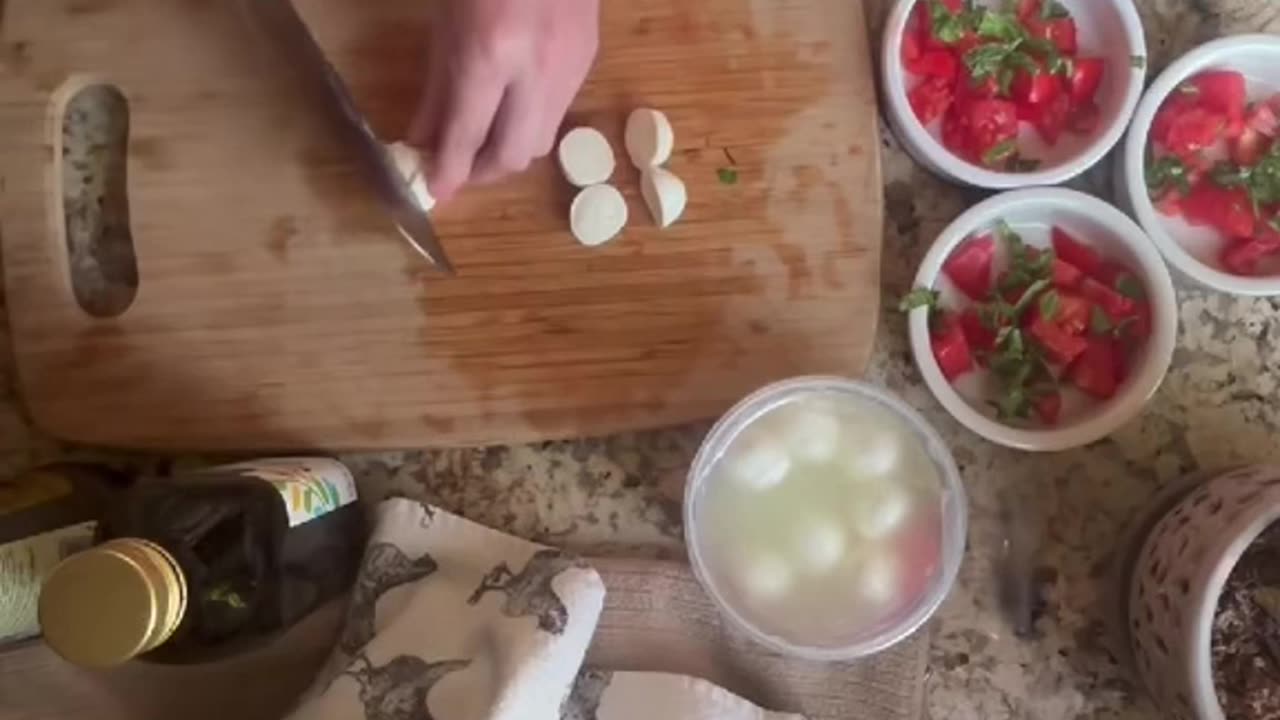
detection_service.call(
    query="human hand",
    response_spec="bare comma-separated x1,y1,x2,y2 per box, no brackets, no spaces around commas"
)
409,0,600,203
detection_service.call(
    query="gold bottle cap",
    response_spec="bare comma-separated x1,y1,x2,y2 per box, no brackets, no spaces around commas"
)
38,538,187,668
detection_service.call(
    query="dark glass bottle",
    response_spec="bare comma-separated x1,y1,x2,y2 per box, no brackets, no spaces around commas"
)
0,463,131,647
39,458,364,667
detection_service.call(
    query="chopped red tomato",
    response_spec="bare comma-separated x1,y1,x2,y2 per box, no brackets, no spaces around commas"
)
1164,107,1227,160
1055,292,1092,335
943,235,996,300
1189,70,1247,123
958,307,997,355
1230,126,1267,166
1181,183,1256,239
1029,314,1089,365
910,77,955,124
1068,101,1101,135
931,312,974,381
1069,338,1119,399
1081,278,1137,321
1151,91,1199,147
1025,14,1078,55
1051,227,1102,276
1247,101,1279,137
1052,258,1084,289
957,74,1001,101
1029,92,1071,145
1221,237,1280,276
1033,392,1062,426
964,99,1020,154
1069,58,1105,105
941,108,972,161
1154,188,1183,217
1013,64,1060,107
1093,261,1145,298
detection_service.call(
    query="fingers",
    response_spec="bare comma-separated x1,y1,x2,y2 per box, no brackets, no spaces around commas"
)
469,76,551,186
423,56,506,202
407,35,449,151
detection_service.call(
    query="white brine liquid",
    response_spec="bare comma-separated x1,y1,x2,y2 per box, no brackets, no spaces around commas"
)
695,392,945,648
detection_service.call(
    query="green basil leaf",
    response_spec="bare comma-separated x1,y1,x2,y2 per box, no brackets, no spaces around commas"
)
717,167,740,185
1116,276,1145,300
976,11,1025,42
982,139,1018,167
1130,55,1147,70
1038,290,1060,321
1089,305,1113,335
899,287,940,312
1040,0,1070,20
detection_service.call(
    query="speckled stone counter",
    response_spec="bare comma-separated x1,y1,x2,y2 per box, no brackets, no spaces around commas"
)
3,2,1278,718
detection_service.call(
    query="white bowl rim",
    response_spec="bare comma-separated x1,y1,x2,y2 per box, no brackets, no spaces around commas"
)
882,0,1148,189
1124,34,1280,296
908,187,1178,452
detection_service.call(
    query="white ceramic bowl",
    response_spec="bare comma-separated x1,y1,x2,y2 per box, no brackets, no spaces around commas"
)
684,377,967,660
1129,465,1280,720
908,188,1177,451
882,0,1147,188
1123,35,1280,296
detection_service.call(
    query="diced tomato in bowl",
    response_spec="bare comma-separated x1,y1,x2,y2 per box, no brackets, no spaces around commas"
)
889,0,1144,184
906,188,1176,451
1128,39,1280,293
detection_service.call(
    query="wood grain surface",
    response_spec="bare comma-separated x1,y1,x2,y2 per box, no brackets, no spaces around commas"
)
0,0,882,450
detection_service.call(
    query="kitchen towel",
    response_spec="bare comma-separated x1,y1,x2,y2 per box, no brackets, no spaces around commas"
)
577,558,929,720
288,498,805,720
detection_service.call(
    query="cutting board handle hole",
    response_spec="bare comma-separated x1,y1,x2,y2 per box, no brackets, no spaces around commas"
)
57,81,138,318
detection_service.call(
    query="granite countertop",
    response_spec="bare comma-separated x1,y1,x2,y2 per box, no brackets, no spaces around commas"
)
3,1,1279,718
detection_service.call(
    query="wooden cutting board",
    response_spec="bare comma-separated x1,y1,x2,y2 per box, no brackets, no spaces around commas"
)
0,0,882,450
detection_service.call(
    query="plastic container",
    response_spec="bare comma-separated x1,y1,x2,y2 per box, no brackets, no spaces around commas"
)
683,376,968,660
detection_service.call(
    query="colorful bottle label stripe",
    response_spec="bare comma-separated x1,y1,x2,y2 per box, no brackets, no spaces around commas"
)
0,521,96,643
221,459,358,528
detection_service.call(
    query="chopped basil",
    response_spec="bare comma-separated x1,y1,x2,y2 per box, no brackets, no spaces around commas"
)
982,139,1018,167
898,287,940,313
1146,155,1191,197
1008,156,1042,172
976,11,1024,42
1089,305,1113,335
1211,143,1280,216
716,167,739,185
1038,290,1060,321
1130,54,1147,70
1116,275,1145,300
928,0,971,44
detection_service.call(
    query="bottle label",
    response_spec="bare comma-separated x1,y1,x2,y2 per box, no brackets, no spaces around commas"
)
0,471,72,517
220,459,358,528
0,521,96,643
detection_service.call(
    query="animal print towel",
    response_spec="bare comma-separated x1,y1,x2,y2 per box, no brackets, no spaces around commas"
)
288,498,802,720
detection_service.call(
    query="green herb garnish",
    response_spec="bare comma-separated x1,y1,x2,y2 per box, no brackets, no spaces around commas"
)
1146,154,1191,198
1089,305,1113,335
1130,54,1147,70
716,167,740,185
899,287,940,312
1038,289,1060,321
982,139,1019,167
1116,275,1145,300
1040,0,1069,20
1211,143,1280,216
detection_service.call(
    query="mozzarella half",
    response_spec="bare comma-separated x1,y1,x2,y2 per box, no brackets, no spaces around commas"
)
624,108,674,168
570,184,628,247
558,127,616,187
640,167,688,229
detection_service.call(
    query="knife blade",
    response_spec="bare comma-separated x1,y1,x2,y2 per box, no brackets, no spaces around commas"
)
246,0,453,273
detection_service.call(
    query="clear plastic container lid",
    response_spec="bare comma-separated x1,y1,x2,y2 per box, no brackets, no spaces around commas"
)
684,376,968,660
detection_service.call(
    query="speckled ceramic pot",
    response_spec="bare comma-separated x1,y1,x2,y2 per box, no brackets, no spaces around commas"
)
1129,465,1280,720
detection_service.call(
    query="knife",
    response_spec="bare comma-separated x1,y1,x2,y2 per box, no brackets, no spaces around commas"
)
246,0,454,273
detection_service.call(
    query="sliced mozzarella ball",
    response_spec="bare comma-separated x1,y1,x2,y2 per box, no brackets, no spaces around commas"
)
790,517,846,575
849,481,912,540
858,551,900,606
640,167,687,229
386,141,435,212
775,403,841,464
840,423,903,480
624,108,675,168
733,550,793,602
569,184,628,247
558,127,615,187
724,434,791,492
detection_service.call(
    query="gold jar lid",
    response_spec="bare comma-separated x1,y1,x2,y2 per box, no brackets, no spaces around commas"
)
38,538,187,668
